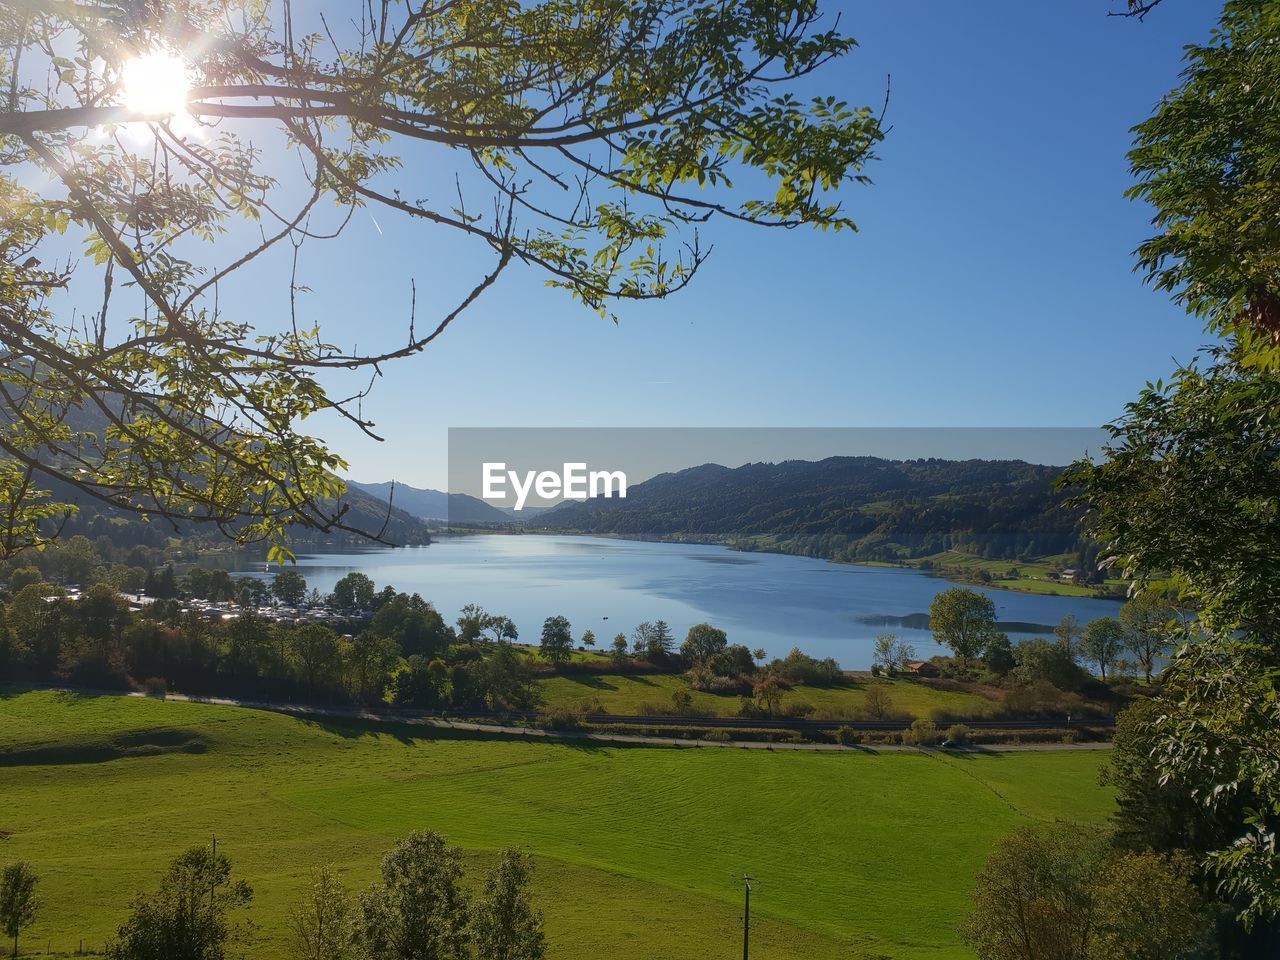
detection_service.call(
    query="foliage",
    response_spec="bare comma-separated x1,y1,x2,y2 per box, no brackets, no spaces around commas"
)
1067,347,1280,924
1079,617,1126,681
871,633,915,675
963,824,1207,960
1011,638,1087,693
106,845,253,960
470,850,545,960
0,0,882,555
0,861,38,958
680,623,728,665
353,831,469,960
929,589,1001,662
332,573,377,611
1126,0,1280,367
290,865,353,960
538,616,573,666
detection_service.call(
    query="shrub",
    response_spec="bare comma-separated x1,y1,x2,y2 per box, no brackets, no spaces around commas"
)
781,700,815,719
902,719,942,746
834,726,861,746
702,729,731,743
143,677,168,699
945,723,972,745
537,705,583,730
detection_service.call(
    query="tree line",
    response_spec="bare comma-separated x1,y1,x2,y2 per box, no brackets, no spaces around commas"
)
1,830,544,960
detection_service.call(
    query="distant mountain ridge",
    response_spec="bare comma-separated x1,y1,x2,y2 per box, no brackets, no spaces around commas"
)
346,480,511,524
539,456,1084,564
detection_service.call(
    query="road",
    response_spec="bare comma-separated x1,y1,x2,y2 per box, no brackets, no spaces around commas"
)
124,690,1112,753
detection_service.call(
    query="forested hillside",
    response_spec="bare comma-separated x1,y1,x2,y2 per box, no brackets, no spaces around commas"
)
541,457,1088,565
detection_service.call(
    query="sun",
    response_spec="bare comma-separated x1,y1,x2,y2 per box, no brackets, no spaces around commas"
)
120,50,192,117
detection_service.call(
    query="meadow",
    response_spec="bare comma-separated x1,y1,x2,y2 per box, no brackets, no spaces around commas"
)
0,688,1115,960
534,670,1009,719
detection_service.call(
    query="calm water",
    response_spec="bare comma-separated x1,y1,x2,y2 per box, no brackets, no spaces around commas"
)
235,535,1122,669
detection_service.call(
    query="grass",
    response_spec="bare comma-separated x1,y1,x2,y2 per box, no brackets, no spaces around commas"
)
535,672,1006,719
0,688,1115,960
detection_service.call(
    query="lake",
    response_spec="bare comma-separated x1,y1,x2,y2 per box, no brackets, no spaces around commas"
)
238,535,1122,668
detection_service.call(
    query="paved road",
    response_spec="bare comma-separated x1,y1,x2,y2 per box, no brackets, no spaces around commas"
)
125,691,1112,754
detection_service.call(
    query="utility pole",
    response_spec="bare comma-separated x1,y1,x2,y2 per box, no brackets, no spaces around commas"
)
742,874,753,960
210,834,218,918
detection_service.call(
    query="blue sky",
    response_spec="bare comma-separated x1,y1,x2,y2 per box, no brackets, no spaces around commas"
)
292,2,1221,489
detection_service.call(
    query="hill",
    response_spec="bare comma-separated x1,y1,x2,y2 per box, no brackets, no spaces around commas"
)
540,456,1087,566
347,479,511,524
1,689,1114,960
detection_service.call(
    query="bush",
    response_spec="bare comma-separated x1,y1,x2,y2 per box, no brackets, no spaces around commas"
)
537,705,583,730
702,729,731,743
143,676,168,699
834,726,861,746
945,723,972,745
902,719,942,746
781,700,815,718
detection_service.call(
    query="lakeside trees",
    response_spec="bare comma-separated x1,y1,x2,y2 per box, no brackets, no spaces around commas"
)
929,589,1002,663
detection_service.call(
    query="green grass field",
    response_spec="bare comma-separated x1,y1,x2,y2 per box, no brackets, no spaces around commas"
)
0,689,1114,960
535,672,1006,719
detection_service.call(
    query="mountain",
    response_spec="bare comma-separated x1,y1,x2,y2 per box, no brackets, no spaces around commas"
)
346,480,511,525
538,456,1085,563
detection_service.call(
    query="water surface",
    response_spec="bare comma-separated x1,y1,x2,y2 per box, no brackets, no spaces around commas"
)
246,535,1121,668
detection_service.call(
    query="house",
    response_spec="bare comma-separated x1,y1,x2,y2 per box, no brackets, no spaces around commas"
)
905,660,940,678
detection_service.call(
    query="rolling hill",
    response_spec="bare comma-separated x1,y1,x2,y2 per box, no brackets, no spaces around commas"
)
539,456,1086,565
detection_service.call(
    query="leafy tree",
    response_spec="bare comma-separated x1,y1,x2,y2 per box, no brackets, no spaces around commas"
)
1126,0,1280,367
1080,617,1126,680
290,625,341,692
1011,638,1087,693
1090,851,1209,960
962,825,1107,960
291,864,353,960
370,594,452,658
470,850,545,960
482,616,519,647
871,633,915,676
579,630,595,650
456,605,488,645
1066,348,1280,923
332,573,377,611
929,589,1000,662
1053,614,1082,652
6,567,40,593
0,862,38,960
753,676,783,717
538,616,572,666
345,632,401,704
680,623,728,665
982,634,1016,676
963,824,1207,960
478,642,536,711
272,570,309,608
354,831,469,960
0,0,882,556
862,685,893,721
1118,592,1175,683
107,845,253,960
610,633,629,666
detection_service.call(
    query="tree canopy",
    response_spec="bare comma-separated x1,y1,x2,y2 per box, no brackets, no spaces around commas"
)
0,0,883,557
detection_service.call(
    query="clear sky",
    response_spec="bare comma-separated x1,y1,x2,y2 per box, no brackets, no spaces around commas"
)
287,2,1222,490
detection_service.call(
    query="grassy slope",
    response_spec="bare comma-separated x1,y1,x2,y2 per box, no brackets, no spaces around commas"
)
536,672,1005,719
0,689,1113,960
